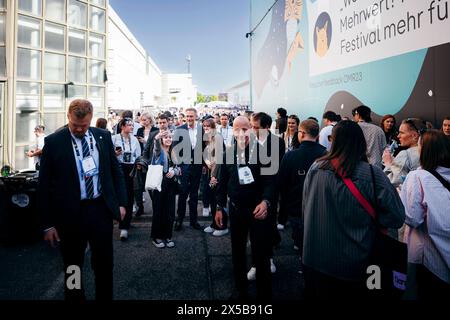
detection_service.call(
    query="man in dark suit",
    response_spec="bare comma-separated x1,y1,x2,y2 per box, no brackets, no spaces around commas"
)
38,99,127,301
247,112,285,280
278,119,327,253
215,116,278,301
172,108,206,231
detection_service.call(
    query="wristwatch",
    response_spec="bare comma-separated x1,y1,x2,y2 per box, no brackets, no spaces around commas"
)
263,199,271,208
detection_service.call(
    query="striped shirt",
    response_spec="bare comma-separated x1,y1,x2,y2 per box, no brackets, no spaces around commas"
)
302,161,405,281
401,167,450,283
358,121,386,168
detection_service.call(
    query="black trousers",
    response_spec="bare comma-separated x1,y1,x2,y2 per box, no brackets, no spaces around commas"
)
119,163,134,230
133,169,146,209
303,266,368,300
177,164,202,225
202,172,228,230
59,197,113,301
151,179,177,240
416,264,450,300
229,202,272,300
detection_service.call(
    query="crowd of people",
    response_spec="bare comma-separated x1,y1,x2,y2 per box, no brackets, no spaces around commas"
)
37,99,450,301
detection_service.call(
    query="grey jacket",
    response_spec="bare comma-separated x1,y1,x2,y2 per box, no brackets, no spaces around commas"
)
302,161,405,281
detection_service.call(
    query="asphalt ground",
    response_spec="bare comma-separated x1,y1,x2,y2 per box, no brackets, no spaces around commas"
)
0,193,303,301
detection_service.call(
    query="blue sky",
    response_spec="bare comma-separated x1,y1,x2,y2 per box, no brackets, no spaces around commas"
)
109,0,250,95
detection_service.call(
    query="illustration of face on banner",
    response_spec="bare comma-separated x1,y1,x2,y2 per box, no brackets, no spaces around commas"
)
308,0,450,76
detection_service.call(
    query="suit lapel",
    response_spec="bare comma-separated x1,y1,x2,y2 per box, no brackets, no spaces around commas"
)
90,128,104,174
62,127,81,195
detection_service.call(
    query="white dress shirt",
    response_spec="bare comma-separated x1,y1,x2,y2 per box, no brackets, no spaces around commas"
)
188,124,198,149
70,130,101,200
219,126,233,147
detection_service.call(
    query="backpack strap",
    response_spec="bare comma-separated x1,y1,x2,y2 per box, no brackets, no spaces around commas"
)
426,169,450,192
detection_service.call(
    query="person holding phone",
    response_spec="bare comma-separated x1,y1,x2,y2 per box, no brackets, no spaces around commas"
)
112,118,141,241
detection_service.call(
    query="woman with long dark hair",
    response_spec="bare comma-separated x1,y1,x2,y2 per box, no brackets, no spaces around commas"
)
401,130,450,299
302,120,405,299
202,118,228,236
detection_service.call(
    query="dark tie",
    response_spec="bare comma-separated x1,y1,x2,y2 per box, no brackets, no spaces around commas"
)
81,136,94,199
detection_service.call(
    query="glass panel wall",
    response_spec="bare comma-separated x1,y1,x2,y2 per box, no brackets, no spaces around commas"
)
89,59,104,84
18,15,41,48
14,0,108,170
16,81,40,111
45,0,65,23
45,23,65,51
43,112,65,133
18,0,42,16
68,0,87,28
89,33,104,59
44,52,65,81
0,13,4,77
68,56,86,83
68,28,86,54
90,6,105,33
44,84,65,109
17,48,41,80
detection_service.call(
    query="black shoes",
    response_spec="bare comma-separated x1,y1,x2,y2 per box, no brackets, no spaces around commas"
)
135,205,144,217
190,222,202,230
174,221,183,231
174,221,202,231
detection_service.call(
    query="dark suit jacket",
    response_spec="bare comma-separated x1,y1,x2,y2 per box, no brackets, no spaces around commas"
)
172,123,206,165
141,128,160,163
38,127,127,231
278,141,327,217
216,140,278,210
137,126,159,153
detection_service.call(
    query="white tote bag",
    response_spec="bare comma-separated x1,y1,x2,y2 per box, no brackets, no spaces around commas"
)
145,164,163,192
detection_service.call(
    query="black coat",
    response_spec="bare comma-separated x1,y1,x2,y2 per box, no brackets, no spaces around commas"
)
172,123,206,165
38,127,127,230
216,132,284,209
278,141,327,217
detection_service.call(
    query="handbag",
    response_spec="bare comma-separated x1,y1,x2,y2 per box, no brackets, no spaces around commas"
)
145,155,163,192
331,159,407,298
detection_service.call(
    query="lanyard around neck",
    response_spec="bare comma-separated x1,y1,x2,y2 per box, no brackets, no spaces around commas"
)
71,130,94,158
120,134,132,152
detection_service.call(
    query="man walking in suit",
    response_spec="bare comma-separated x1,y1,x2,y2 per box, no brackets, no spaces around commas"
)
215,116,278,300
38,99,127,301
172,108,205,231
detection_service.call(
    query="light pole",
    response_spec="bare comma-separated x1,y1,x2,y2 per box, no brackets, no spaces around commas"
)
186,54,191,74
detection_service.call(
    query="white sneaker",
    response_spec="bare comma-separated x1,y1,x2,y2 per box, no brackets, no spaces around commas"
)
270,259,277,273
247,267,256,281
204,226,215,233
152,238,165,248
277,224,285,231
120,230,128,241
165,239,175,248
202,208,210,217
212,229,229,237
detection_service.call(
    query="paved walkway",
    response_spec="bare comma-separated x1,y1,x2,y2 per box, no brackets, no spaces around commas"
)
0,196,303,301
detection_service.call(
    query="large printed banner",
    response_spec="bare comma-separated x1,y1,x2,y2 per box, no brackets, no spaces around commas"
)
308,0,450,75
